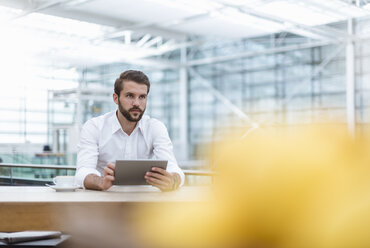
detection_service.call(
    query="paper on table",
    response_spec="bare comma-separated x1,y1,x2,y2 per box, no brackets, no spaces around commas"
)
0,231,62,244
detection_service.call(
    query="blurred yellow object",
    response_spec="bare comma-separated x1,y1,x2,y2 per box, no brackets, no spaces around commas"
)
138,125,370,248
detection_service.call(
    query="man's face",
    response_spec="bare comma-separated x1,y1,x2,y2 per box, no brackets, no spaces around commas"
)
115,80,148,122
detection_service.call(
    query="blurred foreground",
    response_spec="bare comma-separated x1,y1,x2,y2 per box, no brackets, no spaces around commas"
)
138,125,370,248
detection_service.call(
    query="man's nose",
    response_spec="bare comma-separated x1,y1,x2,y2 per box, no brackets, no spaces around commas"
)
132,97,140,106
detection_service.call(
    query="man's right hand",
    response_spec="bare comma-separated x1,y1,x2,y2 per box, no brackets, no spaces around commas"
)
84,163,116,191
100,162,116,190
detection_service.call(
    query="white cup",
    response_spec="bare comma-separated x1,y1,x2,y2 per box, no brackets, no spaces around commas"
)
53,176,75,187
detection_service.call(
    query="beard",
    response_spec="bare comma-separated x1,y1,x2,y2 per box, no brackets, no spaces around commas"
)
118,100,145,122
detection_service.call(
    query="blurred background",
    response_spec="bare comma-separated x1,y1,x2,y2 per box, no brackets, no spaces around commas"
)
1,0,370,185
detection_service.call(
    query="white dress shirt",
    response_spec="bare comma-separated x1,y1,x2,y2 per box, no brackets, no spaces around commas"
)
75,110,184,187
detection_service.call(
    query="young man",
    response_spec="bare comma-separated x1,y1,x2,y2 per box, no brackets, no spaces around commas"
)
75,70,184,191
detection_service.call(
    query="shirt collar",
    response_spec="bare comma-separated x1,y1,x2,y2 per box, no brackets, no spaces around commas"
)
111,110,147,135
111,111,122,134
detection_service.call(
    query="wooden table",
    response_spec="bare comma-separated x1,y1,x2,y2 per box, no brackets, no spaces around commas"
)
0,186,212,248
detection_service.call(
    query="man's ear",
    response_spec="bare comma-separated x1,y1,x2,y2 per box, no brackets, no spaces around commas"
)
113,93,119,105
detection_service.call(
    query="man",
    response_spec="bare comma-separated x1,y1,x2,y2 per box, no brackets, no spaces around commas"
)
75,70,184,191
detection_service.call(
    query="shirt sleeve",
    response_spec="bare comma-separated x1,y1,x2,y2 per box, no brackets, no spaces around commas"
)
151,121,185,187
75,120,101,188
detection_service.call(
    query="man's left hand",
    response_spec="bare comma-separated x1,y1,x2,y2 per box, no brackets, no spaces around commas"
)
145,167,180,191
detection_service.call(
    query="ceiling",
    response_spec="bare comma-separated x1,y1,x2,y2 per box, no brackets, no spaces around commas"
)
1,0,370,68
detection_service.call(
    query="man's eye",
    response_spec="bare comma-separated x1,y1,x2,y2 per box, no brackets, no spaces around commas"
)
126,94,133,98
139,95,146,99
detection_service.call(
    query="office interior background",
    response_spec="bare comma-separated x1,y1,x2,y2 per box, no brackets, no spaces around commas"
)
1,0,370,185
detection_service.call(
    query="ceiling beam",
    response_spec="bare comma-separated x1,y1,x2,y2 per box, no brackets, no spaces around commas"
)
232,5,342,41
141,36,162,48
136,34,152,47
46,8,187,41
0,0,185,41
9,0,88,20
0,0,30,9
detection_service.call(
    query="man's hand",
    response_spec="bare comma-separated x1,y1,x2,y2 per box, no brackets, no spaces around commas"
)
100,162,116,190
145,167,181,191
84,162,116,191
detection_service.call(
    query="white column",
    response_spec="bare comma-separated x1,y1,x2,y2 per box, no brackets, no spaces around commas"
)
346,18,355,137
179,47,188,160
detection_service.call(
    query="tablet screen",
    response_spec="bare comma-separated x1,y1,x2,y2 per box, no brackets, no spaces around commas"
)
113,160,168,185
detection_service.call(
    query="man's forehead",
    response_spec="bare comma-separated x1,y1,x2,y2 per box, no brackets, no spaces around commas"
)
122,80,148,93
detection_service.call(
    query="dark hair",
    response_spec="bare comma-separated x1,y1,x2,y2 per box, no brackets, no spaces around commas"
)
114,70,150,96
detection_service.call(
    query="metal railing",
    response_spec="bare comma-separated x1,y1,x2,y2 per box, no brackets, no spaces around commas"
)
0,163,76,170
0,163,215,186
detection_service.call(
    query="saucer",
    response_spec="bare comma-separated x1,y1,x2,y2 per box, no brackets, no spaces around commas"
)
46,184,81,192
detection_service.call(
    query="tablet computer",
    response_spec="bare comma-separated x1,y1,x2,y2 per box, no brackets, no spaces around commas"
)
113,159,168,185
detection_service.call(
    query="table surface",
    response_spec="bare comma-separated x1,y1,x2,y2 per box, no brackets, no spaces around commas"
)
0,186,212,203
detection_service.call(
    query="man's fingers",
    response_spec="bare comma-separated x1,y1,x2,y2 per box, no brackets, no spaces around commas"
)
104,162,116,176
151,167,171,176
145,169,175,191
107,163,116,170
145,176,169,187
146,176,168,186
104,166,114,176
145,171,171,183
